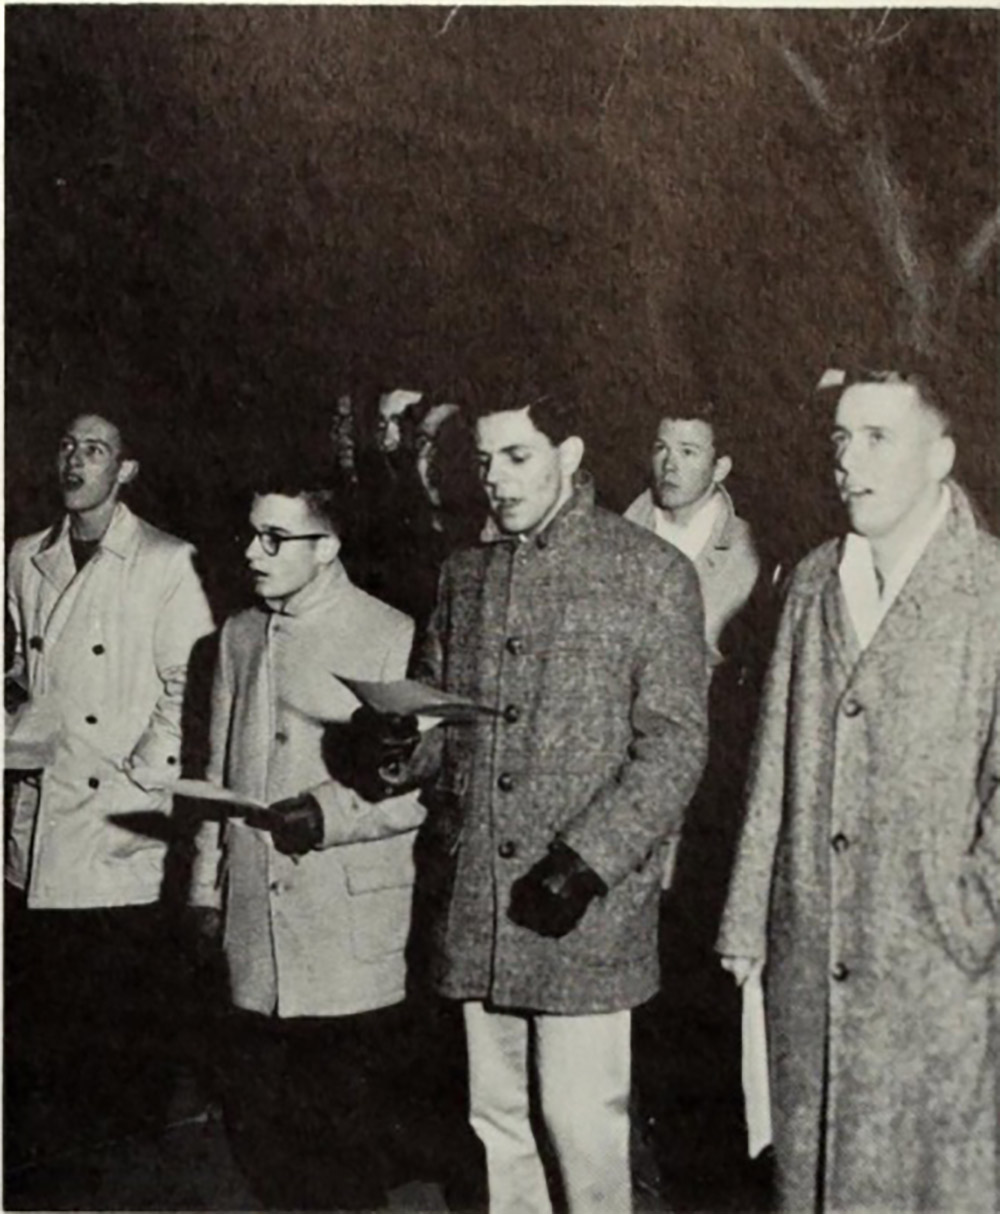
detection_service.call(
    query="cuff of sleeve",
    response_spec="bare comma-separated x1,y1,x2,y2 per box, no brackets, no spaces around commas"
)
310,781,359,848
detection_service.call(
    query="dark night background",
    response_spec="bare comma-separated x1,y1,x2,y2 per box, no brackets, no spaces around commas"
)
6,6,999,609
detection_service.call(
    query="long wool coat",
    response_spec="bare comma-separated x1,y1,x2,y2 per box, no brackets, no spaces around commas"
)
191,564,425,1019
414,478,709,1014
718,484,1000,1213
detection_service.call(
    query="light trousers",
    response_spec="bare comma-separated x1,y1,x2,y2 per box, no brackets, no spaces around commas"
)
464,1000,632,1214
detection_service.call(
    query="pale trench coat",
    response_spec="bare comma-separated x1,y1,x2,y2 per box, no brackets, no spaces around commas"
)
718,484,1000,1212
5,503,214,908
191,563,425,1019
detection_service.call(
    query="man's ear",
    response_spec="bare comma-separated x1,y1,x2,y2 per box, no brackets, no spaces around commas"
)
929,436,956,483
558,435,585,479
713,454,733,486
117,459,139,488
316,533,342,566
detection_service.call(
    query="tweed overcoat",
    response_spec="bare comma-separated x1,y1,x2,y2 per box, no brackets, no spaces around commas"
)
190,564,425,1018
6,503,214,908
718,484,1000,1212
413,478,709,1014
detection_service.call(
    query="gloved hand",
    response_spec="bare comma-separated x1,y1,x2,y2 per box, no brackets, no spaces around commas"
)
508,840,608,938
257,792,324,856
346,706,421,801
4,676,29,715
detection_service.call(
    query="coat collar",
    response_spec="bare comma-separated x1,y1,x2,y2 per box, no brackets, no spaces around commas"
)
263,559,352,618
626,485,739,555
32,501,141,589
819,479,982,667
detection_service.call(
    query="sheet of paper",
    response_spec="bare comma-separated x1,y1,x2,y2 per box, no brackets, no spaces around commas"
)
335,676,500,721
169,778,267,813
741,969,773,1159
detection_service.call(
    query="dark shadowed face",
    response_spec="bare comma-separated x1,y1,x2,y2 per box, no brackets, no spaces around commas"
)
475,406,581,535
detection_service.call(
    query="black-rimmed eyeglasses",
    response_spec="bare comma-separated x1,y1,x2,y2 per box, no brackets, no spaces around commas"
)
239,527,333,557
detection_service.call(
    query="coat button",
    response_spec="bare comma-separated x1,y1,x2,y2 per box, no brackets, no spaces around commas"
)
842,698,863,717
505,636,523,656
29,636,44,652
497,773,515,792
275,731,289,744
832,962,850,982
88,777,100,790
92,644,105,656
167,756,178,766
498,840,517,859
536,534,549,551
832,832,850,853
503,704,521,724
85,715,98,725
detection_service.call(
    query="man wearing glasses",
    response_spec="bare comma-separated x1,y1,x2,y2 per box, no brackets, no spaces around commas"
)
5,410,214,1160
718,367,1000,1211
189,468,425,1210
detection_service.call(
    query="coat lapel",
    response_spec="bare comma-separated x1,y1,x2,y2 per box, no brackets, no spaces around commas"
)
820,555,863,679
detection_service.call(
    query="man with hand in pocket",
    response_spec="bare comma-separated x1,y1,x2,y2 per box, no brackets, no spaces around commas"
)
189,463,424,1211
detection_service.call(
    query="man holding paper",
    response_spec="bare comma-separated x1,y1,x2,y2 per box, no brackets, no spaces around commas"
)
189,467,425,1210
718,366,1000,1212
361,382,709,1213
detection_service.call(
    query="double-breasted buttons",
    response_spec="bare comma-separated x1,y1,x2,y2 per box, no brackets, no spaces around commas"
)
497,773,515,793
167,756,178,766
85,715,97,725
832,962,850,982
842,698,863,717
503,704,521,724
505,636,523,656
29,636,44,652
831,832,850,853
92,644,105,656
498,840,517,859
88,777,100,790
275,731,289,744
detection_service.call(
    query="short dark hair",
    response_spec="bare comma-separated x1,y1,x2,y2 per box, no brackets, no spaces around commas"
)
251,466,348,538
822,366,954,437
655,400,730,456
469,382,581,447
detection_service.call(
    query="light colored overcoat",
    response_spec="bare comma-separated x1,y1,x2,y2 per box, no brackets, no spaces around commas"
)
414,477,709,1014
718,484,1000,1213
192,563,425,1019
5,502,214,908
624,485,760,663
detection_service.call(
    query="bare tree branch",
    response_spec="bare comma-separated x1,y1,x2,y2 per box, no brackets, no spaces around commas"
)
435,6,461,38
775,41,848,137
599,12,637,119
958,204,1000,282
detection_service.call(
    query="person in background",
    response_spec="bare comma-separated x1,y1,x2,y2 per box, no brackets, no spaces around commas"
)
718,366,1000,1212
189,466,425,1211
624,401,766,1200
5,409,214,1164
353,382,708,1213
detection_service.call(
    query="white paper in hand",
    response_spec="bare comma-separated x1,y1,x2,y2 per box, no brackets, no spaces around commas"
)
170,778,267,814
742,969,773,1159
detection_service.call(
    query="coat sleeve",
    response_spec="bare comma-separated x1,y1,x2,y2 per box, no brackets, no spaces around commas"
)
560,554,709,889
715,586,798,961
128,544,215,787
5,543,26,683
312,613,427,847
915,657,1000,975
188,619,233,909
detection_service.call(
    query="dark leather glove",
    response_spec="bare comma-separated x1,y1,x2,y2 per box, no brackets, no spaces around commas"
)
255,792,324,856
345,706,421,801
507,840,608,938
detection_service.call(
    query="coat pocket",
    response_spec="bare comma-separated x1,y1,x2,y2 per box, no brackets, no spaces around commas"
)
344,852,416,963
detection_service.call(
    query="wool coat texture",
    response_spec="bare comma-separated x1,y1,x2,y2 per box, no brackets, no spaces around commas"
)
413,477,709,1014
5,503,214,908
191,563,425,1018
718,484,1000,1213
